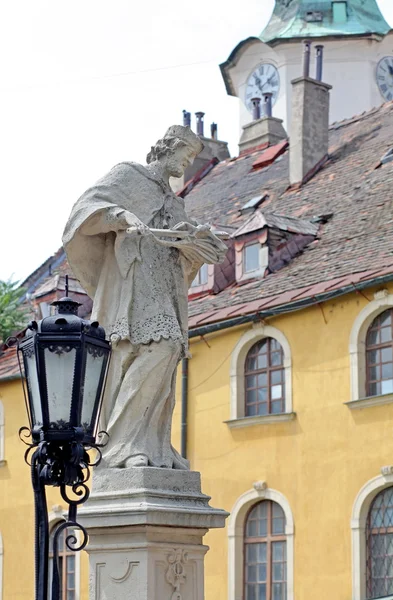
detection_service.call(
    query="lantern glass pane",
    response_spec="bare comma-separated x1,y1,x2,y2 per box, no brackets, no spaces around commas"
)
44,345,76,426
82,345,107,432
25,348,43,427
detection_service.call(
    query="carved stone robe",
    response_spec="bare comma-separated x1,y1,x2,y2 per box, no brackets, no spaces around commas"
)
63,162,202,468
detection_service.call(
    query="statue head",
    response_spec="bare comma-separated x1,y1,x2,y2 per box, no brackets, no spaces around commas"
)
147,125,204,178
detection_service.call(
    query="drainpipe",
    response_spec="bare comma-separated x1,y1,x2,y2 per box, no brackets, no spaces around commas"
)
181,357,189,459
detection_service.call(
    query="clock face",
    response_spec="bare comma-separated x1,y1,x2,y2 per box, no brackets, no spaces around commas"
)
376,56,393,102
245,64,280,114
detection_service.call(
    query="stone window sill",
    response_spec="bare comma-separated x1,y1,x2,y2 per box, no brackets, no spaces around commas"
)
225,412,296,429
345,393,393,410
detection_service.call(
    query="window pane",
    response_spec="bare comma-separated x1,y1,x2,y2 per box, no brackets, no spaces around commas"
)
382,347,393,363
272,583,284,600
244,244,260,273
257,403,268,416
248,565,257,582
271,370,282,385
272,517,285,535
257,543,266,563
368,381,380,396
247,403,258,417
247,356,258,371
271,352,283,367
272,542,285,561
382,379,393,395
381,311,392,327
258,388,268,402
382,363,393,380
246,584,256,600
247,544,258,562
258,564,267,582
271,385,283,400
247,520,258,537
368,365,379,381
367,328,380,345
381,327,392,343
271,400,283,414
257,354,267,369
257,373,267,387
257,584,266,600
258,518,267,536
247,390,257,404
246,375,257,389
272,504,284,518
367,349,380,365
273,563,284,582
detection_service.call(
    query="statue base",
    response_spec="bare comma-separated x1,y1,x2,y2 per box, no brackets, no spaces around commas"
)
79,467,228,600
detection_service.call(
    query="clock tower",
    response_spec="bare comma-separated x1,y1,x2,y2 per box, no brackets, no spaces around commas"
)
221,0,392,133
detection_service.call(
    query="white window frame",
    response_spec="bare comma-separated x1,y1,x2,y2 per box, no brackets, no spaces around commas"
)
351,467,393,600
228,483,294,600
48,506,81,600
348,291,393,409
226,324,294,428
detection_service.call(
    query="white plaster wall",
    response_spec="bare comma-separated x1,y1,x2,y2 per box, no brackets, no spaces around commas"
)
231,32,393,137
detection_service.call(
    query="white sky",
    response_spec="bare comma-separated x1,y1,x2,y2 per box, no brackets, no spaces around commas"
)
1,0,392,283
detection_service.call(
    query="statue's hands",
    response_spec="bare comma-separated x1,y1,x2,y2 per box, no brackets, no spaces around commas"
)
117,211,150,234
173,222,212,238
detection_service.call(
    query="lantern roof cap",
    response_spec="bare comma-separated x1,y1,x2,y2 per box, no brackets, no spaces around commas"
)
51,296,82,316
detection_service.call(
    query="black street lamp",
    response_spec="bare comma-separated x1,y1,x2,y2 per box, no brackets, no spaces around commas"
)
10,277,111,600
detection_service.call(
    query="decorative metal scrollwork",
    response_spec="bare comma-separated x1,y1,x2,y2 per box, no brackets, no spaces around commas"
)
23,428,108,600
87,345,105,358
47,344,73,355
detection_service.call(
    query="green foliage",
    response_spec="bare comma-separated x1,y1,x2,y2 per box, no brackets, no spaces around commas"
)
0,279,26,343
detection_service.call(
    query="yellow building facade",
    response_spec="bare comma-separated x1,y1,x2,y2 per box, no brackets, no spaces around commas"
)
172,284,393,600
2,282,392,598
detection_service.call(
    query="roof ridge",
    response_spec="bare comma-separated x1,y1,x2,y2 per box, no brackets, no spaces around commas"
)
329,101,393,131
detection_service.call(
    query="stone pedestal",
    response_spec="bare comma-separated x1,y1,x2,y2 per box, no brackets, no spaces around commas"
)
79,467,228,600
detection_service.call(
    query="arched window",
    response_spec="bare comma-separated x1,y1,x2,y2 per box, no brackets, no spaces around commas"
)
228,326,293,426
49,526,78,600
366,487,393,599
245,338,285,417
244,500,287,600
366,309,393,398
349,293,393,408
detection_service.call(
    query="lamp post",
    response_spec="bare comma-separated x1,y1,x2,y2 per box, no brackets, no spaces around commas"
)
11,277,111,600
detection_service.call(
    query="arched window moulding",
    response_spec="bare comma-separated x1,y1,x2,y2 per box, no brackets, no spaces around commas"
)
228,483,294,600
347,291,393,409
226,324,294,428
351,467,393,600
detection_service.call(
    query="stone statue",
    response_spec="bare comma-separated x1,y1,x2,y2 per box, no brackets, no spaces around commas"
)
63,126,227,469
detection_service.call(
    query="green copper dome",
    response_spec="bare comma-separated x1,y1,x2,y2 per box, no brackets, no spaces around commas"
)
261,0,391,44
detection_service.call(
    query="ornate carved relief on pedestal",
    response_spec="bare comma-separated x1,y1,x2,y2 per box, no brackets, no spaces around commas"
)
166,549,188,600
95,557,139,600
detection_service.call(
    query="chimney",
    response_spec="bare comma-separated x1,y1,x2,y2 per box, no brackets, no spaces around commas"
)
289,42,332,186
195,112,205,136
239,95,287,155
169,111,231,193
183,110,191,127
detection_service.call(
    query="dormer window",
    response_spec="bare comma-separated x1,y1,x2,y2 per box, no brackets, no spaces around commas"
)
244,243,261,273
233,211,319,284
191,264,208,287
